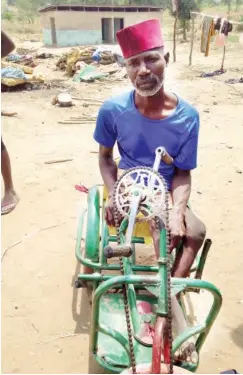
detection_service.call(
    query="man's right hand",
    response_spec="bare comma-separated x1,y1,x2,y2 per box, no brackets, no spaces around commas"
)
105,194,116,227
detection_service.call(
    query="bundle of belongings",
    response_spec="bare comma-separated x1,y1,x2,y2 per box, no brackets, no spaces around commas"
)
201,16,233,57
56,47,116,77
5,53,36,67
1,61,44,88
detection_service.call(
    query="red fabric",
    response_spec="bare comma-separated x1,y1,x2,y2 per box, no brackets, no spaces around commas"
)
116,19,164,59
75,184,89,194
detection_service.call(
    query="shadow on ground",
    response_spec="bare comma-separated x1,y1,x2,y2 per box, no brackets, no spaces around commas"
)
71,261,91,335
231,323,243,350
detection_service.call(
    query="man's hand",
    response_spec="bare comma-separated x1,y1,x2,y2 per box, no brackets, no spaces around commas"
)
105,193,116,227
169,208,186,252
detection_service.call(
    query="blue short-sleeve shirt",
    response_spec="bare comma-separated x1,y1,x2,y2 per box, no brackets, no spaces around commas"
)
94,90,200,190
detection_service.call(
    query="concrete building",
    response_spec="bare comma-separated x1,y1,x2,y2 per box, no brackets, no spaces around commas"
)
39,4,163,47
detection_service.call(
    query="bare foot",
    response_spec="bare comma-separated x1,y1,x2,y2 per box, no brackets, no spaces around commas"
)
1,190,19,215
174,339,198,364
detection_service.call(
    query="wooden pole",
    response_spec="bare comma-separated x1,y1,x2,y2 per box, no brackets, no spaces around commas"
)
221,46,226,70
173,14,178,62
189,16,195,66
221,8,230,70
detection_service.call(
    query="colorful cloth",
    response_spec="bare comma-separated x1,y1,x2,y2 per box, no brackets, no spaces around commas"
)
1,66,26,80
94,90,199,191
201,16,215,56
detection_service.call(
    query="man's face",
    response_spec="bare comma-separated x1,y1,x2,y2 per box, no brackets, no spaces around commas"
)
125,48,166,97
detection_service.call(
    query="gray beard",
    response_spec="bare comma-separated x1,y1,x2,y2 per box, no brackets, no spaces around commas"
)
133,78,164,97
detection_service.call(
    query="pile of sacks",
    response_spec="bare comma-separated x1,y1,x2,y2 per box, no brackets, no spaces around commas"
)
56,46,116,77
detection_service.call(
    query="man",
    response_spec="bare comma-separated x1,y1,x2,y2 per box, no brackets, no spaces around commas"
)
93,19,206,362
1,30,19,215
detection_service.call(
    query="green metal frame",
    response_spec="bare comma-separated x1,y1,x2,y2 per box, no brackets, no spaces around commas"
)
75,186,222,373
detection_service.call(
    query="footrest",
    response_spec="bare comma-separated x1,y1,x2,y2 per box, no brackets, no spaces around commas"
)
145,283,186,297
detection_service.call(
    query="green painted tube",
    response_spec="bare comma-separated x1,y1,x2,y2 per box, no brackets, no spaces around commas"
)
172,277,222,354
157,229,168,315
93,353,124,374
100,224,109,265
172,324,206,352
123,258,141,336
76,215,158,272
99,323,131,358
90,275,159,354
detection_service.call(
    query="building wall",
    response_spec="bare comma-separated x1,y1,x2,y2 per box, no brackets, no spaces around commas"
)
40,10,163,47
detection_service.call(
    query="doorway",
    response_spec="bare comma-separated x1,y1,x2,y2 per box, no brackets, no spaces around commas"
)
114,18,124,41
101,18,113,43
50,17,57,45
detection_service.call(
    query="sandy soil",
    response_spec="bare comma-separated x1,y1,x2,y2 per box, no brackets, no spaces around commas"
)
1,37,243,374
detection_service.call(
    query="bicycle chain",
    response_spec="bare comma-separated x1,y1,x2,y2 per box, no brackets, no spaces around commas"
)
112,166,173,374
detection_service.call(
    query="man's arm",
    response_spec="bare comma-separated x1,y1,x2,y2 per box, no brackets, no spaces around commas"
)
171,168,191,218
99,145,118,195
1,31,15,58
169,168,191,250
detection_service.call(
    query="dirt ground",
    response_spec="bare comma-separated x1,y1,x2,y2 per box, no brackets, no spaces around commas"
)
1,36,243,374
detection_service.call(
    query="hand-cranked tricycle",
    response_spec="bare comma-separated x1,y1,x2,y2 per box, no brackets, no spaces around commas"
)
74,146,222,374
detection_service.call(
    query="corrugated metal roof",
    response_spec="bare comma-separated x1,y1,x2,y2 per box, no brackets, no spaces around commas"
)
39,4,163,13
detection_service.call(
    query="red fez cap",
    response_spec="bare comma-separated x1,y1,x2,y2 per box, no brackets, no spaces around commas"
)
116,19,164,59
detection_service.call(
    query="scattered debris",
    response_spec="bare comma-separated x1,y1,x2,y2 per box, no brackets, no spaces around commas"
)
225,77,243,84
75,185,89,194
200,69,226,78
31,323,40,333
52,93,73,107
1,111,17,117
36,52,54,59
73,64,109,82
45,159,73,164
1,223,64,262
56,47,117,77
72,97,103,104
236,169,242,174
37,333,80,344
5,53,36,67
58,114,96,125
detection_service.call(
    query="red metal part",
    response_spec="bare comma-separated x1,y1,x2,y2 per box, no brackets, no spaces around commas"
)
151,316,165,374
152,316,171,374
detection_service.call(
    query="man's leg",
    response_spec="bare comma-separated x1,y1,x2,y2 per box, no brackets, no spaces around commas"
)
150,209,206,363
1,138,19,215
171,209,206,278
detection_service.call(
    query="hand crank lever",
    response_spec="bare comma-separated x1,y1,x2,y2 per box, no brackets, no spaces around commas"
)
104,244,132,258
153,147,174,172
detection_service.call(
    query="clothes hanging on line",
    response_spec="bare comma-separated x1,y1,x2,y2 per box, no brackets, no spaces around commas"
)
214,18,233,35
214,17,233,47
201,16,215,56
201,16,233,55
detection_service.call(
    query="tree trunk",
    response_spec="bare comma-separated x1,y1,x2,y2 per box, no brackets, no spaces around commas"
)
183,20,187,42
227,0,231,14
235,0,239,11
173,15,178,62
